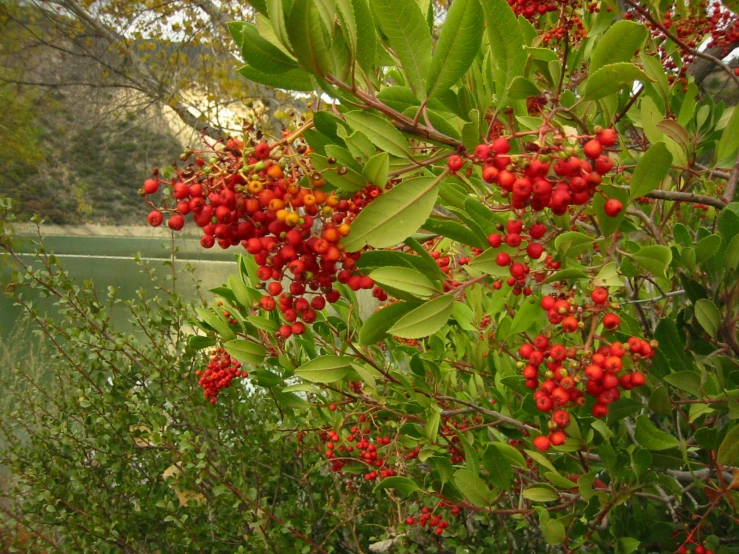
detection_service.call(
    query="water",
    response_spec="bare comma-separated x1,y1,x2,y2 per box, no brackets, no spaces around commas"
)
0,233,240,341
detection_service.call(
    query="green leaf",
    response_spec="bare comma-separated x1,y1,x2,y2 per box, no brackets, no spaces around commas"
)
481,0,525,105
635,414,679,451
631,245,672,278
422,217,486,248
427,456,454,483
507,298,540,337
508,76,541,100
372,0,431,98
188,336,216,351
343,111,411,158
388,295,454,339
362,152,389,187
426,0,483,98
352,0,377,71
336,0,357,56
524,449,557,473
542,268,588,284
266,0,291,49
238,65,314,91
655,319,695,373
606,398,641,425
370,267,439,299
453,469,491,506
230,22,299,74
245,316,280,334
718,203,739,241
491,442,527,468
195,308,236,341
593,263,623,288
630,142,673,199
717,101,739,163
483,444,513,489
452,301,476,331
462,108,480,152
311,153,365,191
342,176,440,251
425,410,441,443
725,234,739,270
554,231,594,258
695,234,722,264
227,274,253,309
694,299,721,338
467,246,519,276
649,386,672,416
616,538,641,554
287,0,332,76
536,507,565,545
522,486,558,502
374,476,420,495
583,63,650,100
717,424,739,465
589,20,647,74
223,339,267,365
295,355,353,383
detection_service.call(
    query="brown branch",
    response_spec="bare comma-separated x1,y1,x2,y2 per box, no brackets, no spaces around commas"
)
724,150,739,204
644,189,728,210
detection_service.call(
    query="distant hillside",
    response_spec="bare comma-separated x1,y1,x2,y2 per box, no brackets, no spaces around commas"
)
0,88,185,225
0,3,305,225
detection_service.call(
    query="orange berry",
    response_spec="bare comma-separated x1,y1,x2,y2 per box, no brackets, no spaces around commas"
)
266,164,283,179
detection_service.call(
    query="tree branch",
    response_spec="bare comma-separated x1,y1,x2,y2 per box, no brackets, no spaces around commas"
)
644,189,728,210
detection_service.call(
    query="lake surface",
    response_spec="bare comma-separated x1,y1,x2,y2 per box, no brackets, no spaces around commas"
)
0,233,241,341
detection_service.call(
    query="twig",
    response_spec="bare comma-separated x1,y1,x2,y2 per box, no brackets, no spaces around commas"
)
644,189,727,210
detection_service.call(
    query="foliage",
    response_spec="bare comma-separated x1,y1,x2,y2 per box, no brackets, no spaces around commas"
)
7,0,739,552
0,206,398,552
136,0,739,551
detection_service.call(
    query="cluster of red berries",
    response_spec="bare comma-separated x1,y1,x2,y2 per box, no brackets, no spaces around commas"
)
483,218,546,294
321,425,396,481
517,289,656,451
540,287,620,333
141,135,383,337
405,504,460,536
447,130,622,218
677,542,713,554
627,1,738,78
194,348,248,403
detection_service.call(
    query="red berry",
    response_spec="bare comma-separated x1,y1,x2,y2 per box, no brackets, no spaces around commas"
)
604,198,623,217
487,233,503,248
492,137,511,154
561,316,579,333
594,155,614,175
583,139,603,159
447,155,464,172
602,313,620,330
533,435,550,452
529,223,547,239
147,210,164,227
526,243,544,259
168,215,185,231
597,128,617,146
630,372,646,387
549,431,566,446
496,252,511,266
143,179,159,195
591,287,609,304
